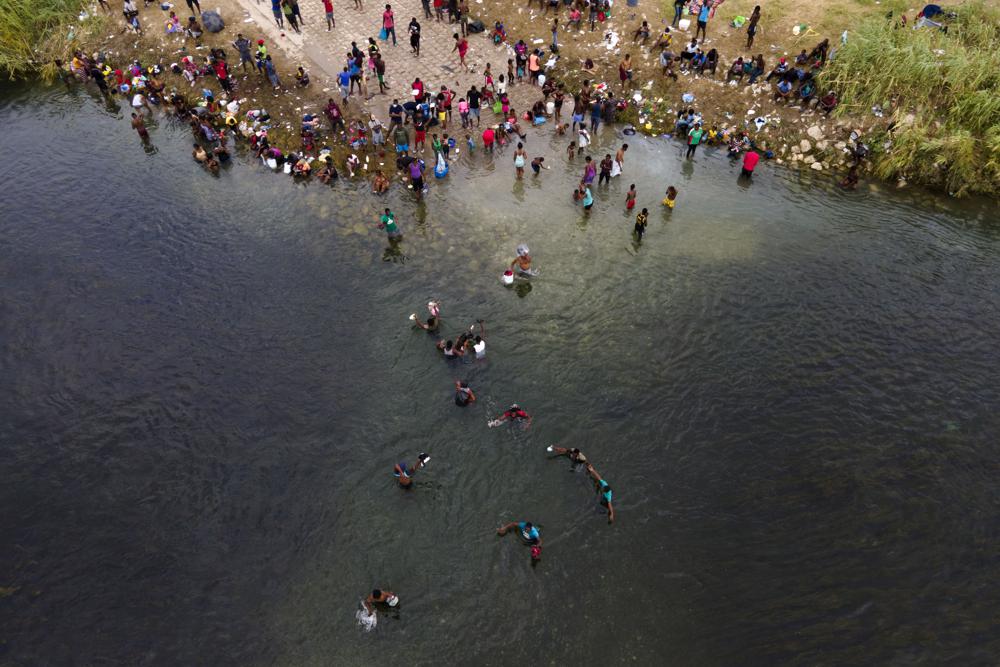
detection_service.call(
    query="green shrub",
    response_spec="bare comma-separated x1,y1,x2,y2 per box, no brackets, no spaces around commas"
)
821,0,1000,195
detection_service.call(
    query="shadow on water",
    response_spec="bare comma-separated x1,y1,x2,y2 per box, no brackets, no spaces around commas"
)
2,81,1000,666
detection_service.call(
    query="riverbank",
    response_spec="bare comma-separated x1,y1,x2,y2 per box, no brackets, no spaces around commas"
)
8,0,1000,195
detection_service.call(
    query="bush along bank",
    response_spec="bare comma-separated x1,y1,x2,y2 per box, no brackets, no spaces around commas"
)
821,1,1000,197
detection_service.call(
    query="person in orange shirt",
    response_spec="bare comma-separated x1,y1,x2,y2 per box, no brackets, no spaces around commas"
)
528,50,541,84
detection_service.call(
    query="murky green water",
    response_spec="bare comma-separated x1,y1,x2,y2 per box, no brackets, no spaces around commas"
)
2,82,999,665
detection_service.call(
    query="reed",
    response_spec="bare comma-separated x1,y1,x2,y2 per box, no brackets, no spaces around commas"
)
821,0,1000,196
0,0,94,78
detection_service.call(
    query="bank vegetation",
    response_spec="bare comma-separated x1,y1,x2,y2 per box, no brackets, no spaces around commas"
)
822,0,1000,196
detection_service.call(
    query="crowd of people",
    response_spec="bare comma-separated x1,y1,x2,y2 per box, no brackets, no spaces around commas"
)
58,0,866,627
57,0,861,218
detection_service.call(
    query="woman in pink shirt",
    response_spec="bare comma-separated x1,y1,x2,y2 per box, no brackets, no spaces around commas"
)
458,97,470,127
381,4,396,45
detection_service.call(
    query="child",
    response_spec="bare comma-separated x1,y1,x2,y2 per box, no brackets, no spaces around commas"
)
625,183,637,210
662,186,678,208
483,62,494,91
530,156,546,175
507,59,514,82
442,133,451,159
567,141,576,159
634,208,648,240
466,134,475,151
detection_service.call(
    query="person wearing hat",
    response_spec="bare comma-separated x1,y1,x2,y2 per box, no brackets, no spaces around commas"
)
364,589,399,613
509,244,532,275
766,56,789,82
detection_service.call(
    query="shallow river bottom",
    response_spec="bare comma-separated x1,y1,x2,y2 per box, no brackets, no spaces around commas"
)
1,83,999,665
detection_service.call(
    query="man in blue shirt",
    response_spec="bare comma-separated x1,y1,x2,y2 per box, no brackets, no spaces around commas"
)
337,67,351,103
695,0,711,41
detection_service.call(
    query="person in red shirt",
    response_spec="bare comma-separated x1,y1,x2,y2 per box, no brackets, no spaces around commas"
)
323,0,334,30
411,77,424,102
488,404,532,428
381,4,396,45
453,33,469,71
214,59,231,93
439,85,453,122
482,125,495,153
741,149,760,177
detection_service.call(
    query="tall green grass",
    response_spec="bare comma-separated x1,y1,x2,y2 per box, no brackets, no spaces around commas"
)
0,0,90,78
821,1,1000,196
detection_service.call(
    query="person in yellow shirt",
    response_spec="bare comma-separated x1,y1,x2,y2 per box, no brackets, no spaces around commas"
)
634,208,649,241
662,185,678,209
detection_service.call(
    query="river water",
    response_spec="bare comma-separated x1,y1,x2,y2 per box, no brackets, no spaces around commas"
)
2,82,999,665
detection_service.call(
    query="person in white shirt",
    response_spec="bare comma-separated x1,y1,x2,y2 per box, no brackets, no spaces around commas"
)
471,320,486,358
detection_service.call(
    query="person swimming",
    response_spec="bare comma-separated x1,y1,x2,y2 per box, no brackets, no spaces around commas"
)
393,453,429,488
412,314,440,332
488,404,531,428
548,445,588,465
